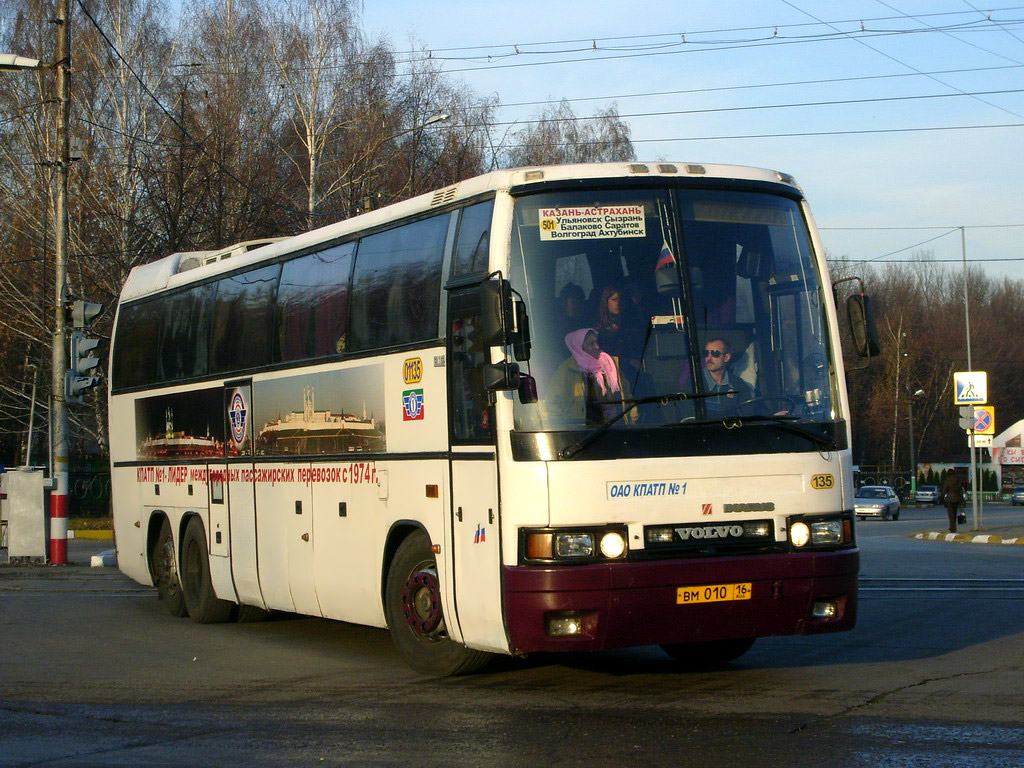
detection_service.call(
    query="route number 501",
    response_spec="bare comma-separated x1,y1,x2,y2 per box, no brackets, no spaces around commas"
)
810,474,834,490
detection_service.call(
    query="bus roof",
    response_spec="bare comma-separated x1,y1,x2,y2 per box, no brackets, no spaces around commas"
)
118,161,799,303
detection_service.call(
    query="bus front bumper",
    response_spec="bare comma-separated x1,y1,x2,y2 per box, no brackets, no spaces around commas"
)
502,549,858,655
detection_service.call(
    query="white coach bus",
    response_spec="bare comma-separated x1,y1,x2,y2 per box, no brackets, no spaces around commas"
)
109,162,875,675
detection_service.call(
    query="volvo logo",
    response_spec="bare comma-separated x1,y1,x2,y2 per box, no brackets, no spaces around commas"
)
675,524,745,541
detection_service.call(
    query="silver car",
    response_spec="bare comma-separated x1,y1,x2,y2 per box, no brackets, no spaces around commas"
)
854,485,901,521
914,485,942,505
1012,486,1024,506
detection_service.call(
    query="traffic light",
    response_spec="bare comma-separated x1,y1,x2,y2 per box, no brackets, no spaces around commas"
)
67,331,104,403
65,300,105,403
69,300,103,329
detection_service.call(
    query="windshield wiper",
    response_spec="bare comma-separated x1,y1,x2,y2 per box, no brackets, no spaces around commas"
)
662,413,837,450
556,391,723,460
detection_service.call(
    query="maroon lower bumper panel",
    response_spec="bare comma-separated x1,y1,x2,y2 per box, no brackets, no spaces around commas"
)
503,550,859,654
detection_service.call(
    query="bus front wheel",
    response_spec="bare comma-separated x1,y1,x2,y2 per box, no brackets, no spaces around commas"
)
180,517,233,624
385,530,491,676
660,637,756,667
151,517,188,618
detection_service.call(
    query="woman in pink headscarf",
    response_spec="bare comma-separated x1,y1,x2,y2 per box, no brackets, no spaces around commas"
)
550,328,626,425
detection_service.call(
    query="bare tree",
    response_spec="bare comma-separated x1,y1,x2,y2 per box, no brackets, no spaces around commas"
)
499,99,635,168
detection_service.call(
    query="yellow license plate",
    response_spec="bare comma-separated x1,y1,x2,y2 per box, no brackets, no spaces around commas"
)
676,583,752,605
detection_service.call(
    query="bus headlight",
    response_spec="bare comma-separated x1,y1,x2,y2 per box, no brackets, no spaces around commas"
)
788,515,854,549
556,532,594,558
521,526,629,564
810,519,843,545
599,531,626,559
790,521,811,548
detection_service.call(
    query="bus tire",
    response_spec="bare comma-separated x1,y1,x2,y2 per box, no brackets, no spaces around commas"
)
660,637,756,667
180,517,233,624
151,518,188,618
384,530,491,677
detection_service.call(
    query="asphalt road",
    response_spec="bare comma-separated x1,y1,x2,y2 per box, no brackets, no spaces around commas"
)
1,508,1022,767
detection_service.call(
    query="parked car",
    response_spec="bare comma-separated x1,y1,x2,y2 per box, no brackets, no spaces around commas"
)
1011,486,1024,506
915,485,942,505
854,485,901,521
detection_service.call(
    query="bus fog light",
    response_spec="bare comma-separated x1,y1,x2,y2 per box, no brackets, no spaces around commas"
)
599,531,626,558
647,527,674,544
555,532,594,557
547,612,585,637
810,520,843,545
790,522,810,548
743,521,772,538
812,600,838,619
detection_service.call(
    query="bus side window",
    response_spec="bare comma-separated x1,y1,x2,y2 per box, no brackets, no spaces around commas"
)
349,214,448,351
277,242,354,361
158,283,215,382
112,299,162,389
209,264,280,374
451,200,494,277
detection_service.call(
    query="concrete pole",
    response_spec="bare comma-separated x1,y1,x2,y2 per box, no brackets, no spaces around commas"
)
49,0,71,565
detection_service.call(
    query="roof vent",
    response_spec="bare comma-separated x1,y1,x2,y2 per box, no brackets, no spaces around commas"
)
431,185,458,207
176,238,284,273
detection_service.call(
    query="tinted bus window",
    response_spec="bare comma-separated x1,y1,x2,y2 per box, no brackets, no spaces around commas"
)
277,242,355,360
451,200,493,276
112,299,162,389
210,264,281,373
158,282,215,382
349,214,448,351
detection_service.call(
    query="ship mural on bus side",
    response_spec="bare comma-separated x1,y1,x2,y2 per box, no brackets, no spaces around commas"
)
136,365,386,459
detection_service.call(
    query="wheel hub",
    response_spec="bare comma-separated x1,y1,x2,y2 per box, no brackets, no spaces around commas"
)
402,568,442,635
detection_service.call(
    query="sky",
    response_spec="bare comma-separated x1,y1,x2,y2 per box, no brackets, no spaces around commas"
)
360,0,1024,282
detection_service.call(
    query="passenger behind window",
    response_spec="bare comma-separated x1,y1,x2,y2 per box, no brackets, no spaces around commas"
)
594,283,645,394
549,328,631,426
555,282,586,340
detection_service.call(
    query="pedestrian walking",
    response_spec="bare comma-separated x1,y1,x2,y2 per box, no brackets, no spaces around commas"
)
941,468,964,533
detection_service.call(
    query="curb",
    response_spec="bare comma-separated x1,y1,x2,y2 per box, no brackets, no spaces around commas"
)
90,548,117,568
913,531,1024,545
69,529,113,541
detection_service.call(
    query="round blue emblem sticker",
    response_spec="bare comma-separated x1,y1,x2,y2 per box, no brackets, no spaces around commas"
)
229,391,248,445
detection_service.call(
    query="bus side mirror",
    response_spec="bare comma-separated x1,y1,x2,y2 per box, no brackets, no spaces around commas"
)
517,373,538,404
847,294,881,357
479,279,513,347
483,361,520,391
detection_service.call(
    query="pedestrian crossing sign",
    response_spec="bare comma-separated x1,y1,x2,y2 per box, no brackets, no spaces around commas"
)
953,371,987,405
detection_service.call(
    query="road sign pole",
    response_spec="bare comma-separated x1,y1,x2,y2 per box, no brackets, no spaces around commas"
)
969,432,980,531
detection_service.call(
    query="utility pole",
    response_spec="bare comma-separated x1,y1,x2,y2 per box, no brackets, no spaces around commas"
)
50,0,72,565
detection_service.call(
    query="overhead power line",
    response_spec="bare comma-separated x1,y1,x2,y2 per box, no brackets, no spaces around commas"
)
381,6,1024,56
779,0,1024,121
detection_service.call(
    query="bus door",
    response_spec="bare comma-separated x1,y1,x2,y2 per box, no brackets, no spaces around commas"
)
446,289,507,652
212,381,261,607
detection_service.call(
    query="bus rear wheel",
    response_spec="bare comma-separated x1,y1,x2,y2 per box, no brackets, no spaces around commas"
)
151,517,188,617
180,517,233,624
385,530,491,676
660,637,756,667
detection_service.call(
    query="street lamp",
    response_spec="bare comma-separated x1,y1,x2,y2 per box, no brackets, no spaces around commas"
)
0,54,41,70
907,388,925,496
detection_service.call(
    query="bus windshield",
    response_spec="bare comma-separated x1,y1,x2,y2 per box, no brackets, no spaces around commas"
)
510,186,836,442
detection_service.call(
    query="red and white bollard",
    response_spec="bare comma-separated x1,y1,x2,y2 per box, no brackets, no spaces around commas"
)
49,469,68,565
